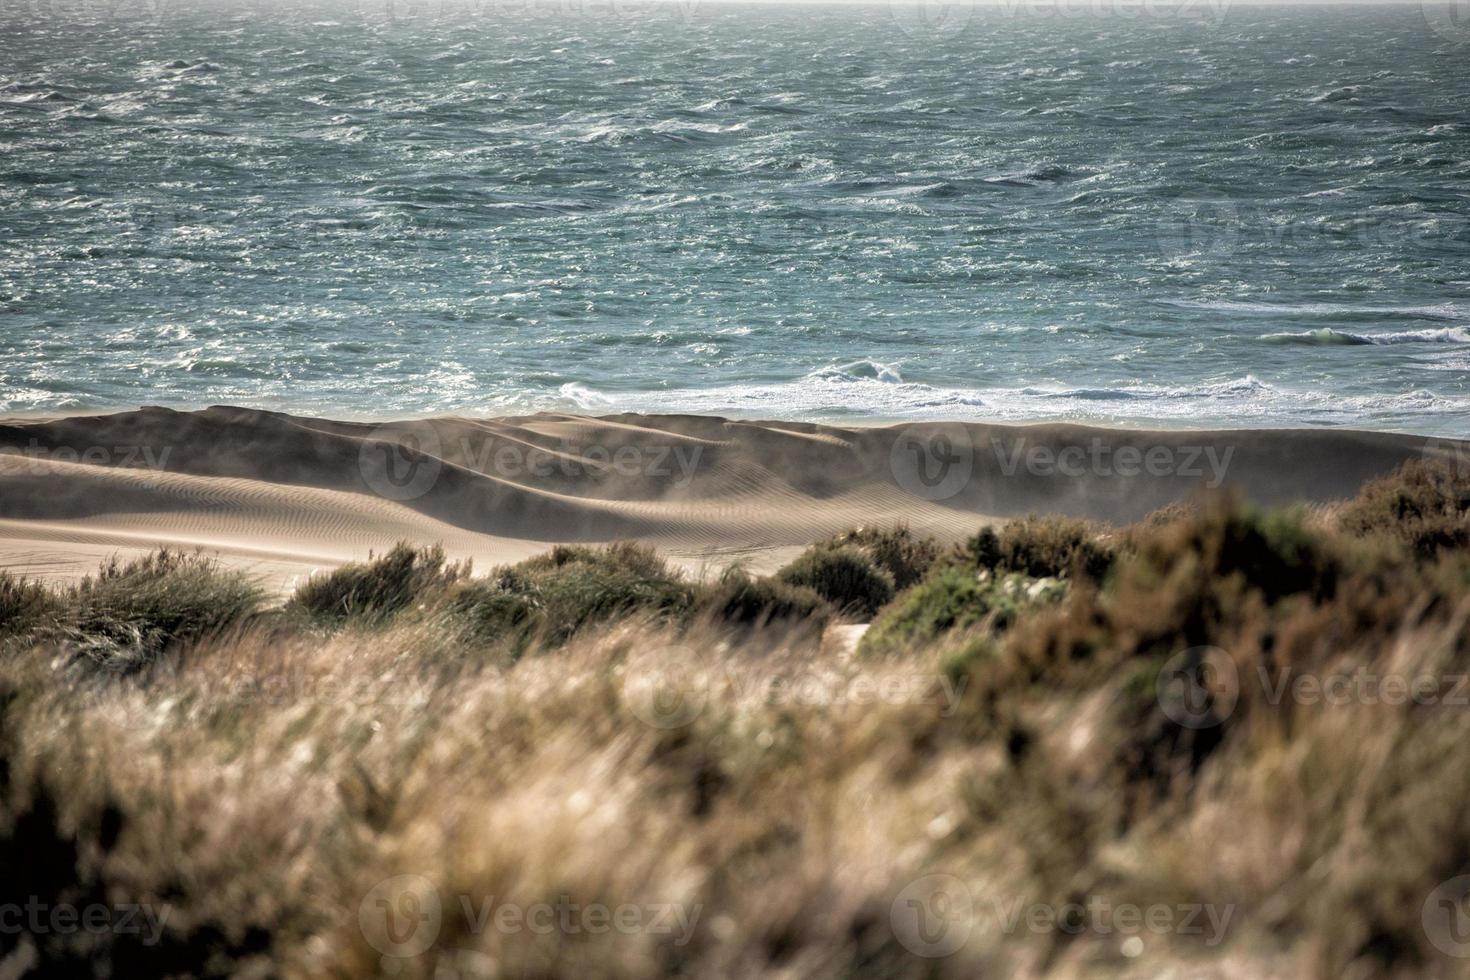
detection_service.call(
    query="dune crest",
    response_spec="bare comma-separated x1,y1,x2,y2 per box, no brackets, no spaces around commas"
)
0,406,1456,588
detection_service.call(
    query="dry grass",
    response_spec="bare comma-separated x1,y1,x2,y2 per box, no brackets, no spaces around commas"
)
2,463,1470,978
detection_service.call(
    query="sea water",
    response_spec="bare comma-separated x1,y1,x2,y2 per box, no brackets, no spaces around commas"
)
3,0,1468,433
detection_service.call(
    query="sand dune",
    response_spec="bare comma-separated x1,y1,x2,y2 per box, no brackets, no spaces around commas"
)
0,406,1458,589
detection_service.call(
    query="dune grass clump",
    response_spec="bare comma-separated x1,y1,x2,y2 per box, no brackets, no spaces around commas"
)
693,566,830,628
964,516,1115,582
1134,501,1342,603
986,503,1350,702
440,582,540,652
820,525,941,590
774,545,895,618
58,550,264,672
445,542,695,653
287,543,468,625
0,573,60,639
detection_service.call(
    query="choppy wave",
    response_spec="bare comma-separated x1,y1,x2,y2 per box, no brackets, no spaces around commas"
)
1165,300,1468,322
1260,327,1470,346
515,370,1470,431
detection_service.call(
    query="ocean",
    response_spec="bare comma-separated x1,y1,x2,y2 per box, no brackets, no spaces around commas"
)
3,0,1468,433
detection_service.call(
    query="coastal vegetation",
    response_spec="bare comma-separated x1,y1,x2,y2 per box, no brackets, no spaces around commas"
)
2,461,1469,978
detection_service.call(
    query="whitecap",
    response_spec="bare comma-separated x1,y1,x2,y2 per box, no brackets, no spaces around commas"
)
1260,327,1470,346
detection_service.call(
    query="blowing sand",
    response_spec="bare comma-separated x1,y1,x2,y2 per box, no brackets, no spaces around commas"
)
0,406,1458,590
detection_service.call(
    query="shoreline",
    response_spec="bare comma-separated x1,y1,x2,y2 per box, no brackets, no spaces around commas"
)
0,405,1460,589
2,402,1461,439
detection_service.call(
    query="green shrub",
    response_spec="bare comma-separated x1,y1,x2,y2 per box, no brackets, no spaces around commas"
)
821,525,940,589
693,567,830,628
60,550,264,672
288,544,467,625
965,517,1115,581
775,546,895,618
444,542,694,653
860,566,1066,658
995,503,1345,697
1131,502,1339,605
986,497,1459,800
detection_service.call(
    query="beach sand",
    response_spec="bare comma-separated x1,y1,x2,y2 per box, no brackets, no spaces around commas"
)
0,406,1458,591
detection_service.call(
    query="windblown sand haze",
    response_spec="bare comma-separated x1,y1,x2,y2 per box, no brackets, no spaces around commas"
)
0,406,1456,588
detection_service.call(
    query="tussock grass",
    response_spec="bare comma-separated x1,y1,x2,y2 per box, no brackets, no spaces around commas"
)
287,543,468,625
2,462,1470,978
691,566,831,629
0,574,59,638
442,542,695,655
775,545,895,618
964,516,1115,581
53,550,263,672
820,524,941,590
